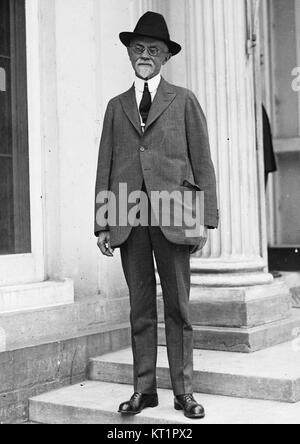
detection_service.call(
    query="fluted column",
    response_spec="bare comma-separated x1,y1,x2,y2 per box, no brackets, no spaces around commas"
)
156,0,295,353
181,0,272,286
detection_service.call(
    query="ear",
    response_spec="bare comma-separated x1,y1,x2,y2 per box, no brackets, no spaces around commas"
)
127,47,133,62
162,53,172,66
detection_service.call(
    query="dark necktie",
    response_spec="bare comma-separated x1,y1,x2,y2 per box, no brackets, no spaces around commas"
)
139,82,152,125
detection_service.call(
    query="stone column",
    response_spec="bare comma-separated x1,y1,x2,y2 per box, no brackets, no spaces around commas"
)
184,0,266,282
158,0,298,352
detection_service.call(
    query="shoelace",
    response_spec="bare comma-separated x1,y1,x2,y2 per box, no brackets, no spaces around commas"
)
182,394,195,403
131,392,141,401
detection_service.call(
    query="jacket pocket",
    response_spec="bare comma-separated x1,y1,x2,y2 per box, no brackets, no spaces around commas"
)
182,179,202,191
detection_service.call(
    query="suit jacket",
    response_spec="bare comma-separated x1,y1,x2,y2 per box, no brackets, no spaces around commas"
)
94,77,219,248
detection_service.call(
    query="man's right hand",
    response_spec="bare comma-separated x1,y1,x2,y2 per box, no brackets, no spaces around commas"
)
97,231,114,257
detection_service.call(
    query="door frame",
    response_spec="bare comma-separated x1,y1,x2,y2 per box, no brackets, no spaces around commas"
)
260,0,300,271
0,0,45,286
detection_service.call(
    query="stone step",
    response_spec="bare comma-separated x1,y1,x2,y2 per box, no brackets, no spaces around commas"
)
89,341,300,403
29,380,300,424
158,310,300,353
0,321,131,424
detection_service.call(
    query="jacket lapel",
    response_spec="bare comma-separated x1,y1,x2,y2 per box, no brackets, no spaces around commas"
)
145,77,177,131
119,85,143,136
119,78,177,135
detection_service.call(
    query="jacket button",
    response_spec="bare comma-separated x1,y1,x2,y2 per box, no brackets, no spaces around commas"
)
140,147,145,152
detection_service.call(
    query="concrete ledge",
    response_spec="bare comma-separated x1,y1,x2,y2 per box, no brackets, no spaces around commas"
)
0,324,131,424
0,279,74,314
0,297,130,353
89,340,300,403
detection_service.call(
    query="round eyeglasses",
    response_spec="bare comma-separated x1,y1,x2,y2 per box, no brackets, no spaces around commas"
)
130,44,166,57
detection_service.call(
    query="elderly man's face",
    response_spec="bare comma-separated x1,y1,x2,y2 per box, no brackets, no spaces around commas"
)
127,37,171,80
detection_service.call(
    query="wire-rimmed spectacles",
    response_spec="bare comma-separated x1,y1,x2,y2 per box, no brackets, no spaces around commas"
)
130,44,167,57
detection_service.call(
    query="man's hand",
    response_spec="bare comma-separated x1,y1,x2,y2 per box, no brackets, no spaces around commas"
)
97,231,114,257
190,226,209,255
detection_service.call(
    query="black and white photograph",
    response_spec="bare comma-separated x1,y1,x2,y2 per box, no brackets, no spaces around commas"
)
0,0,300,428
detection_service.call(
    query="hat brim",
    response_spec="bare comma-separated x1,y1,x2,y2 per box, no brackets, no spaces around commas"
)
119,32,182,56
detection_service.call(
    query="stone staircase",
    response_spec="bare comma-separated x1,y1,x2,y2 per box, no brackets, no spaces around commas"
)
29,334,300,424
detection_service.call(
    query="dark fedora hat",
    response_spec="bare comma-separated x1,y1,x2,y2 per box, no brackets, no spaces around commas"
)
119,11,182,56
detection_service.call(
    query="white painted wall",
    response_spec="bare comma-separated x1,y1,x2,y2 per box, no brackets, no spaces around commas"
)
39,0,131,309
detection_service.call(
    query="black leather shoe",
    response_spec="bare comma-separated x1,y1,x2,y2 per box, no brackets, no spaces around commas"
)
174,394,205,419
118,392,159,415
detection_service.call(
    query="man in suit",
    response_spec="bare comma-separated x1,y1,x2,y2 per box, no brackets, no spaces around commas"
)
95,12,219,419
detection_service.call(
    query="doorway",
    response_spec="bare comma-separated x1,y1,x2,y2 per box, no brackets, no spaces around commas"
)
0,0,31,255
260,0,300,271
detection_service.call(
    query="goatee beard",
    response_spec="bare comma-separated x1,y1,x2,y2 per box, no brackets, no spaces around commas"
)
136,65,154,79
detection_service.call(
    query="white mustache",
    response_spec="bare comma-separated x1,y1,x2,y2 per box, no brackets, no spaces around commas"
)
136,59,154,67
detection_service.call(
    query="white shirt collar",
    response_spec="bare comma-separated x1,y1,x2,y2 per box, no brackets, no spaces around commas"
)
134,73,161,94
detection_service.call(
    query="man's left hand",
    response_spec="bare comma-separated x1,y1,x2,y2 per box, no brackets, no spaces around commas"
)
190,226,209,254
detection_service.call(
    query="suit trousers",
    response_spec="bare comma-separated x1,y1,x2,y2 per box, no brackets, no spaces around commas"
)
120,222,194,396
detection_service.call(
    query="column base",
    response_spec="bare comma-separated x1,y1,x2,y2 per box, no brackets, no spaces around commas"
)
189,279,290,328
158,312,300,353
158,278,295,353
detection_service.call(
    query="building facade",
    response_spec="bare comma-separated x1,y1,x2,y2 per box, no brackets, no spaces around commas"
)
0,0,299,423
